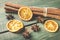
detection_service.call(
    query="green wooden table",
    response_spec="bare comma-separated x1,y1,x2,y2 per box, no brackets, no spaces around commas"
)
0,0,60,40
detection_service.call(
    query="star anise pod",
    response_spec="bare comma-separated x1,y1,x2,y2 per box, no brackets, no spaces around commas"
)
31,24,40,32
6,14,15,20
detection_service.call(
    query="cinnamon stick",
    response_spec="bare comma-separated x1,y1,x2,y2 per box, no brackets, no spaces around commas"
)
5,9,60,20
5,2,45,13
48,8,60,15
4,6,18,12
5,9,17,13
33,12,60,20
5,2,60,15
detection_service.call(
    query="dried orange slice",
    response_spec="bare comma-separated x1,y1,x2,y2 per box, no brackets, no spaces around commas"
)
6,20,24,32
44,20,58,32
18,7,33,21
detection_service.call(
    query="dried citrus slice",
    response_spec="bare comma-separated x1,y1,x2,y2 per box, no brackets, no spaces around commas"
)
6,20,24,32
44,20,58,32
18,7,33,21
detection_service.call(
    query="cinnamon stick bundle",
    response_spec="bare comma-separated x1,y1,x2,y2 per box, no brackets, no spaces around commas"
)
5,2,43,13
4,2,60,20
5,7,60,20
5,2,60,15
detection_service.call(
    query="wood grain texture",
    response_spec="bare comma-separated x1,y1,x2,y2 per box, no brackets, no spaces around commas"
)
0,0,60,40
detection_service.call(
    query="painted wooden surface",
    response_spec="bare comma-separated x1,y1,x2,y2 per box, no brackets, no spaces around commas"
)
0,0,60,40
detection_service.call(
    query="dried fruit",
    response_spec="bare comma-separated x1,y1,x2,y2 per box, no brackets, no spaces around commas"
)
18,7,33,21
44,20,58,32
6,20,24,32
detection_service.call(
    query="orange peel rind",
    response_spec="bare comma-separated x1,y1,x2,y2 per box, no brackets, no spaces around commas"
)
6,19,24,32
44,20,58,32
18,7,33,21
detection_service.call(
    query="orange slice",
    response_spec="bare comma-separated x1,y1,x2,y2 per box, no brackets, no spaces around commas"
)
6,20,24,32
18,7,33,21
44,20,58,32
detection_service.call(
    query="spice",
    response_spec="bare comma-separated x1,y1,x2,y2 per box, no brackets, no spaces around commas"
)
5,6,18,12
22,29,31,39
31,24,40,32
4,2,60,20
5,2,60,15
6,14,15,20
36,16,45,23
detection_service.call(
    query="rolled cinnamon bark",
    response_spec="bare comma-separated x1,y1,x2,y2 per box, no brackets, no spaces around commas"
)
33,12,60,20
5,2,44,13
48,8,60,15
4,6,18,12
5,2,60,15
5,9,60,20
5,9,17,13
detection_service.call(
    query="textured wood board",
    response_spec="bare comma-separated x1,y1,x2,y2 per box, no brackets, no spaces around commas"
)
0,0,60,40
